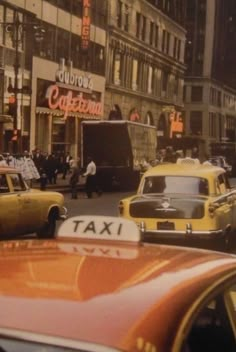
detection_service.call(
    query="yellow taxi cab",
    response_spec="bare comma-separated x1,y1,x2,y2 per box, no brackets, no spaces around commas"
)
0,166,67,238
0,215,236,352
118,158,236,251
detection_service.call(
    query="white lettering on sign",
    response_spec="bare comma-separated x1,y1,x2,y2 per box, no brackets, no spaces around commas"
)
56,64,93,90
57,216,141,242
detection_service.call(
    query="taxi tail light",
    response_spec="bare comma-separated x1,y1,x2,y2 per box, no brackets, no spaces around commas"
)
118,202,124,215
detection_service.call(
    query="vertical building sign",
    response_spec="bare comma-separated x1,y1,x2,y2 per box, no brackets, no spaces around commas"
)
169,111,183,138
81,0,91,51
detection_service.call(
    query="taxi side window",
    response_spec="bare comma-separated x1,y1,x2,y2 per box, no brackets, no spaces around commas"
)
182,294,236,352
8,173,27,192
0,174,9,193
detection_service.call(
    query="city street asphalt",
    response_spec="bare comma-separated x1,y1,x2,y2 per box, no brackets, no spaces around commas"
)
32,175,236,194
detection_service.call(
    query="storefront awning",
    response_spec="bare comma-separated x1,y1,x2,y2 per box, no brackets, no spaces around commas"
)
35,107,101,120
0,115,13,123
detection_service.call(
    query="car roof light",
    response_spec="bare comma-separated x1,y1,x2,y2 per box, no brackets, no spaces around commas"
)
57,215,141,243
176,157,200,165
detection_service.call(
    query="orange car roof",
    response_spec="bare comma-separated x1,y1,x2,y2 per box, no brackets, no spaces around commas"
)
0,238,236,352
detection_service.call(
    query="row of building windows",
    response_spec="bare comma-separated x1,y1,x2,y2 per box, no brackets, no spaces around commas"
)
44,0,107,29
224,93,236,111
147,0,186,25
0,4,105,76
211,90,236,111
190,111,235,141
189,111,202,136
184,86,236,112
117,1,182,62
209,112,218,138
210,87,221,107
34,22,105,75
110,45,180,100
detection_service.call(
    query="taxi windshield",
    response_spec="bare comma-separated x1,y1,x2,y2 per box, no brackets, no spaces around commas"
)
142,176,209,195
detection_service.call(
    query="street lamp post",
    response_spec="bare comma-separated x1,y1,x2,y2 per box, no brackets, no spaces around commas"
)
12,12,20,153
0,11,45,153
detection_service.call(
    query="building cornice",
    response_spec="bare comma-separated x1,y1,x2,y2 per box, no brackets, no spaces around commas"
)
109,29,186,74
185,76,236,95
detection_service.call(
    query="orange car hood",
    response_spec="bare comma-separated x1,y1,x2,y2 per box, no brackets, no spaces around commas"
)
0,239,236,352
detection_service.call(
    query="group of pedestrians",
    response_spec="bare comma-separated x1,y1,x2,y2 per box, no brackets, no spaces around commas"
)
0,148,102,198
33,149,102,198
32,150,70,190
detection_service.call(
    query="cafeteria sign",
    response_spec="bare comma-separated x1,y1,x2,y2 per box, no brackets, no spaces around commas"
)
47,85,103,120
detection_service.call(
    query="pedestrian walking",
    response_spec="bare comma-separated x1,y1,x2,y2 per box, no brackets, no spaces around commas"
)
45,154,59,184
39,167,48,191
62,152,73,179
83,156,102,198
32,149,45,174
69,159,80,199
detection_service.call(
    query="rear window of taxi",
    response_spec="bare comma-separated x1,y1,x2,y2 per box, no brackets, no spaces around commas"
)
142,176,209,195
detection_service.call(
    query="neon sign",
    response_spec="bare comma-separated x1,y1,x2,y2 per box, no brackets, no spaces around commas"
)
81,0,91,51
169,111,183,138
48,85,102,120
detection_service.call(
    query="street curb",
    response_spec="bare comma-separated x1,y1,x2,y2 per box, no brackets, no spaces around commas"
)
32,184,85,194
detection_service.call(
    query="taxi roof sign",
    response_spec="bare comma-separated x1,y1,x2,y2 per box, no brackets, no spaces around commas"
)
57,216,141,242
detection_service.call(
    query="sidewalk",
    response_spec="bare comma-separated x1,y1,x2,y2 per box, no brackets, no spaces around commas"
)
32,174,86,194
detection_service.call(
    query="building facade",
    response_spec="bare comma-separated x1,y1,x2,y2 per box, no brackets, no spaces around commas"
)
184,0,236,158
0,0,107,159
0,0,188,159
105,0,186,151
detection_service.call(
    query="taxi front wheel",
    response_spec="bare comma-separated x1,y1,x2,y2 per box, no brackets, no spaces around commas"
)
213,229,232,253
36,212,57,239
226,229,236,252
223,228,234,252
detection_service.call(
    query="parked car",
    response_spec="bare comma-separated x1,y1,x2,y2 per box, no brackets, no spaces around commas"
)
118,158,236,251
208,155,232,175
0,215,236,352
0,166,67,238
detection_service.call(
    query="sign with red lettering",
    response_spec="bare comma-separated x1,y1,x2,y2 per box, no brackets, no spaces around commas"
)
47,85,103,120
81,0,91,51
169,111,184,138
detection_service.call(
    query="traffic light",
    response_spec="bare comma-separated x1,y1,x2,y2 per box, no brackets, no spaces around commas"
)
11,129,18,141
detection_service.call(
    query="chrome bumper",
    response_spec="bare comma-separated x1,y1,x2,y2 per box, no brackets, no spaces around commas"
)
140,222,224,240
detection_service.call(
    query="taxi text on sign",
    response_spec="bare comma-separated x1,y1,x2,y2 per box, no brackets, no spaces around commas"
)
57,216,141,242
